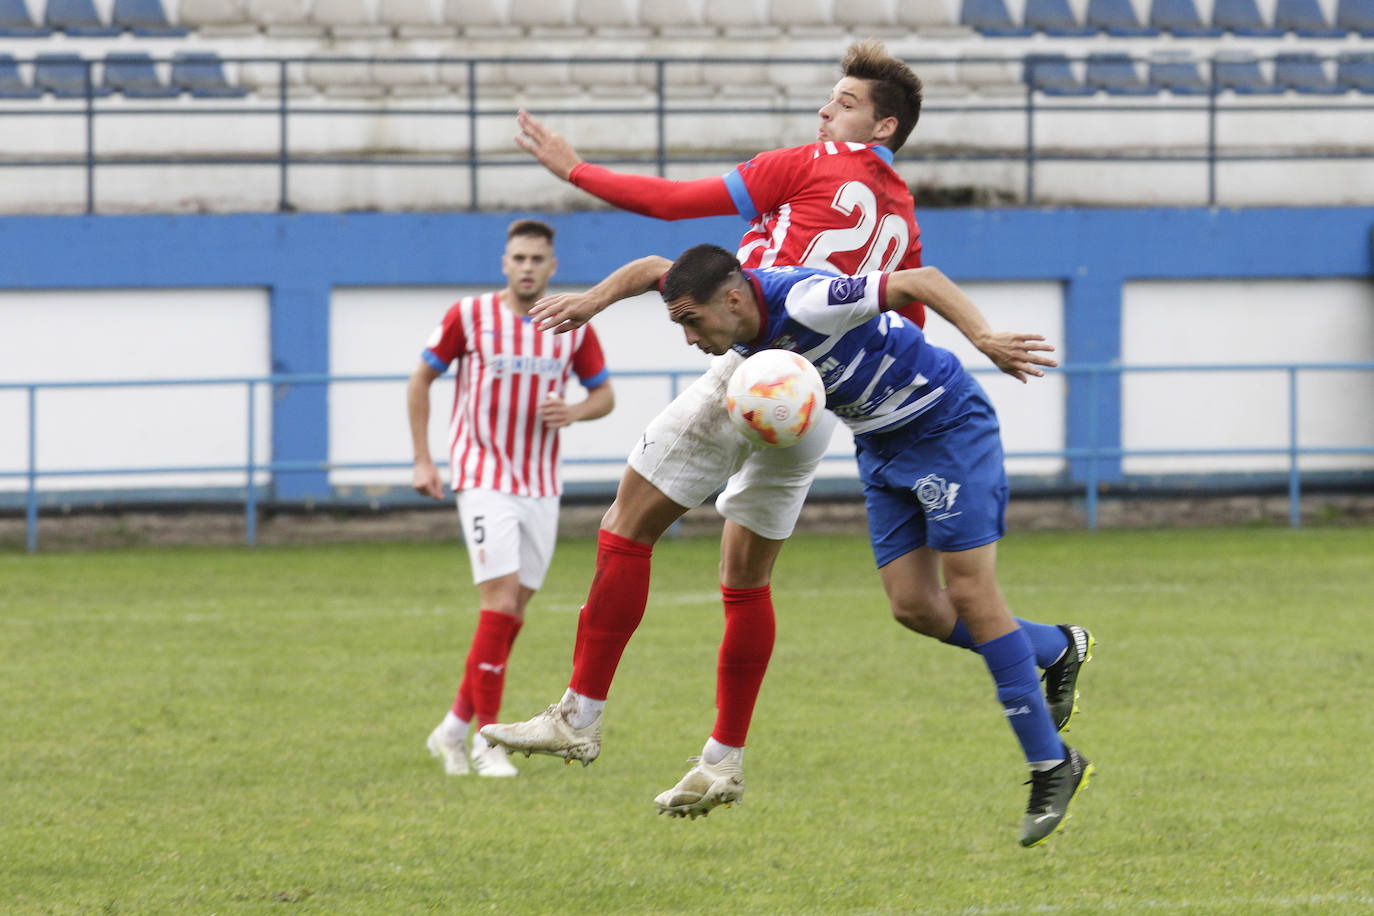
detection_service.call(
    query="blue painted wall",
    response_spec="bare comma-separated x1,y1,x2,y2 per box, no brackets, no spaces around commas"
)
3,208,1371,499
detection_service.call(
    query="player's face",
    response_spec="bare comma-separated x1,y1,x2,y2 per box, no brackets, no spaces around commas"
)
666,295,741,356
817,77,885,144
502,234,557,303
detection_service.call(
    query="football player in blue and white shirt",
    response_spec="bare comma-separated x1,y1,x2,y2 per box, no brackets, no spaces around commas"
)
533,243,1093,847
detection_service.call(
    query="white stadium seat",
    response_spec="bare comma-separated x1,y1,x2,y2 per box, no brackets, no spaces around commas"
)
311,0,392,37
703,0,783,34
443,0,521,36
378,0,459,36
178,0,258,34
248,0,325,36
307,55,386,96
833,0,906,32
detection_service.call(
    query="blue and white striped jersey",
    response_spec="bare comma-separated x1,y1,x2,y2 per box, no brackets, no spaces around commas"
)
735,265,966,437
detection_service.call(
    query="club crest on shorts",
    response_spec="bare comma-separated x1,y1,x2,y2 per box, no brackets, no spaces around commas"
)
914,474,961,518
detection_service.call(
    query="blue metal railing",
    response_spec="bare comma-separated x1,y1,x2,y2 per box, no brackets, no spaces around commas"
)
4,362,1372,551
1,54,1371,211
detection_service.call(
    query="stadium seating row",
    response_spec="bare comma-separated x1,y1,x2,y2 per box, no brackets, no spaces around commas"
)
1025,49,1374,92
965,0,1374,37
3,49,1372,99
0,51,242,97
1,0,1370,38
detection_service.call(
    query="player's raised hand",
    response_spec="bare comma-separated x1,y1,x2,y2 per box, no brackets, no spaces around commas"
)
412,458,445,499
515,109,583,181
978,332,1058,383
530,292,602,334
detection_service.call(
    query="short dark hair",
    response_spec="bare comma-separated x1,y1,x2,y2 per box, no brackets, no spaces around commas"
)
507,218,555,244
661,244,742,305
842,39,923,152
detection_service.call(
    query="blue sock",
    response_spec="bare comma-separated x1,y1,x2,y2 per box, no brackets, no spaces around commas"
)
942,620,975,648
976,628,1064,764
949,619,1069,671
1018,620,1070,669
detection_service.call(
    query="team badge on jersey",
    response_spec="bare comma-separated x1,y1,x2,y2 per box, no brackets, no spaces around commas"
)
828,276,868,305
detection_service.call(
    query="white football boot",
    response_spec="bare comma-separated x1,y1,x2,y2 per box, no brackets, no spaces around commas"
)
426,723,470,776
653,747,745,819
479,693,601,766
469,732,518,778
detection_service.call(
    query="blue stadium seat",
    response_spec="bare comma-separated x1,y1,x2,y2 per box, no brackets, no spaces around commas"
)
1336,0,1374,33
1149,54,1209,94
103,52,179,98
0,0,50,35
1274,52,1343,93
1025,54,1093,94
1274,0,1343,33
960,0,1033,34
1025,0,1095,33
112,0,187,35
0,53,42,97
44,0,120,34
1214,54,1280,93
172,53,249,98
1213,0,1283,33
1336,52,1374,91
1086,0,1160,34
1148,0,1221,33
34,53,113,97
1086,52,1155,94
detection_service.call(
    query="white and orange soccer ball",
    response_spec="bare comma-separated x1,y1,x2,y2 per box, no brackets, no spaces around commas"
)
725,349,826,449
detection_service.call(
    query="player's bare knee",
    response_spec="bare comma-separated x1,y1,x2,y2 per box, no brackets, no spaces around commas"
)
889,596,945,637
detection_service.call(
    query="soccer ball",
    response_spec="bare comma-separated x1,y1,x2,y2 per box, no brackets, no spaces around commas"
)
725,349,826,449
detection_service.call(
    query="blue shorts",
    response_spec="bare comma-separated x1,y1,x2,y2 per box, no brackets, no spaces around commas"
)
855,375,1008,566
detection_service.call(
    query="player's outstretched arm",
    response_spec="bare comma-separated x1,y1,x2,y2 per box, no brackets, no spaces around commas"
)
530,255,673,334
885,267,1058,383
515,110,734,220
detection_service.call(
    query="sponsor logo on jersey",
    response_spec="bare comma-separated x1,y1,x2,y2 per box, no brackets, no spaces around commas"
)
768,334,799,352
828,276,868,305
489,355,566,378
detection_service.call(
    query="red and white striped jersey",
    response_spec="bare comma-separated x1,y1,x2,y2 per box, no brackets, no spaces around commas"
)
422,291,609,497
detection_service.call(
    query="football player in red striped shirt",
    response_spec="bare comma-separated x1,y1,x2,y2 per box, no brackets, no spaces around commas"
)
411,219,615,778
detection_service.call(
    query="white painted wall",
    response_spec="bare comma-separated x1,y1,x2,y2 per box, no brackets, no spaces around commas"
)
1122,278,1374,474
3,277,1370,497
0,288,272,492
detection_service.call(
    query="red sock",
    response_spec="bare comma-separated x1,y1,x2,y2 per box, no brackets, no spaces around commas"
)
712,584,775,748
452,683,475,723
568,529,653,701
456,610,521,727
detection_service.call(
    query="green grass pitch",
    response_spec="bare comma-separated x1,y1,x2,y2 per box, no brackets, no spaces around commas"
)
3,525,1372,914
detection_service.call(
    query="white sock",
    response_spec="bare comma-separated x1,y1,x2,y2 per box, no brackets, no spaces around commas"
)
440,710,470,744
561,688,604,730
1029,758,1065,773
702,737,740,766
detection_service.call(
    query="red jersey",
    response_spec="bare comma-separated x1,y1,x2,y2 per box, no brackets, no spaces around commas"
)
570,141,926,326
725,142,922,276
422,291,609,498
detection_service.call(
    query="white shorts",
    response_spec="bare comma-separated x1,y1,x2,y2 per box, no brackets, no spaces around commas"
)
627,352,836,541
455,488,560,590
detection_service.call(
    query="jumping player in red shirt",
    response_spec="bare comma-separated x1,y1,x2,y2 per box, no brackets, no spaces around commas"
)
482,43,1092,820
